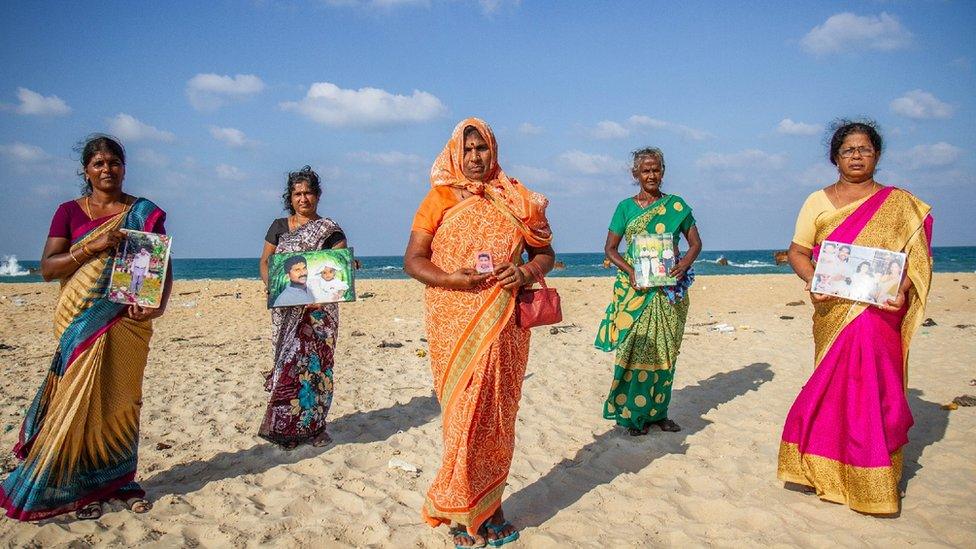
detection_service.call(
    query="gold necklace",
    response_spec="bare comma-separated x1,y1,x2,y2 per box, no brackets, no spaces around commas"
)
635,192,662,208
85,195,127,219
830,181,878,205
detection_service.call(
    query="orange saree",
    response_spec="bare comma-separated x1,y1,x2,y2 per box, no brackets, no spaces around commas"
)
415,118,552,534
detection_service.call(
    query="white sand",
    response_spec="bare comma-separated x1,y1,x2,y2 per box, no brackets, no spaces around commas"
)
1,274,974,547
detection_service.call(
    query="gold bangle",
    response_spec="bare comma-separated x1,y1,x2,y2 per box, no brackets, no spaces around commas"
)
69,249,81,265
82,243,93,256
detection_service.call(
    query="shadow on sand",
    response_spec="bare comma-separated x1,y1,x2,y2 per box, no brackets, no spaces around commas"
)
144,393,439,498
505,362,774,529
902,388,951,487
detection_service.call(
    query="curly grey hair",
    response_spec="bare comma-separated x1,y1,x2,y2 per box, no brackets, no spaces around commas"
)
631,147,665,173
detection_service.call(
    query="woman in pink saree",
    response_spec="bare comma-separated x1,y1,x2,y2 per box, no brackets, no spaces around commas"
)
779,120,933,514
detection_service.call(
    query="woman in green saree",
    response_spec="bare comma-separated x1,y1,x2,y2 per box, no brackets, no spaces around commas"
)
595,147,702,436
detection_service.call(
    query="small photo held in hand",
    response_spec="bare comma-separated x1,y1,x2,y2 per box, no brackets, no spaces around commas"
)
107,229,172,308
474,251,495,274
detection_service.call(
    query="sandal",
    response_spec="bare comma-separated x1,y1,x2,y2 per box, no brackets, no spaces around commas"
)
126,497,152,513
483,520,519,547
652,418,681,432
628,425,650,436
76,501,103,520
449,526,487,549
310,432,333,448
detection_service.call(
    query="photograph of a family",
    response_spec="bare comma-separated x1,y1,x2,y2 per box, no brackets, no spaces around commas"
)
812,241,906,306
267,248,355,308
106,229,172,308
630,233,677,289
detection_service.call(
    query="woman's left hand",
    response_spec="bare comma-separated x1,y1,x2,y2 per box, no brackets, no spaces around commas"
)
127,303,163,321
877,289,907,312
669,261,689,280
494,262,526,290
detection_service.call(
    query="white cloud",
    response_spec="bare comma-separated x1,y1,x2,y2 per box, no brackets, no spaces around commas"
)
0,142,76,180
0,142,48,162
479,0,519,14
591,120,630,140
107,113,176,143
281,82,447,129
186,73,265,111
209,126,253,148
518,122,543,135
346,150,425,167
558,150,627,176
801,12,912,55
133,148,170,167
696,149,788,172
12,88,71,116
950,57,972,71
890,90,953,119
509,164,556,183
215,163,247,181
895,142,962,170
776,118,822,136
627,115,711,140
797,163,839,188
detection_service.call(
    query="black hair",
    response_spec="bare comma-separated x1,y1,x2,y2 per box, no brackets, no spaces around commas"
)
74,134,125,196
856,261,872,274
282,165,322,214
826,118,883,166
838,245,852,253
283,254,307,272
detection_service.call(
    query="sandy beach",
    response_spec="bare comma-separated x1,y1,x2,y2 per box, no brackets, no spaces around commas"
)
0,274,973,547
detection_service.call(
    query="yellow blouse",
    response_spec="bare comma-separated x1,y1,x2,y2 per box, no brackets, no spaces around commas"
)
792,189,873,249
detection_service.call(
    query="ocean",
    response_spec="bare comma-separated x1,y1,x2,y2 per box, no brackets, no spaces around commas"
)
2,247,974,283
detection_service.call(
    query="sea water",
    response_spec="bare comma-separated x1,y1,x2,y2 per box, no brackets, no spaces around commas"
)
2,248,974,284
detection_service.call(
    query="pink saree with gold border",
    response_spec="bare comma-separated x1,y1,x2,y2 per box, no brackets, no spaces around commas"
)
777,187,933,514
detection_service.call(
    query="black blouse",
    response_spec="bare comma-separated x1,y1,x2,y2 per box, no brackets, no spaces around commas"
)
264,218,346,248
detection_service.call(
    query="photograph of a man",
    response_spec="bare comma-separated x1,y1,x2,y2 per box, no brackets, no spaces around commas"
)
272,255,315,307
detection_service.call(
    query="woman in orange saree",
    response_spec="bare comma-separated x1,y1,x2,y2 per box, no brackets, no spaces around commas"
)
779,120,932,514
404,118,554,548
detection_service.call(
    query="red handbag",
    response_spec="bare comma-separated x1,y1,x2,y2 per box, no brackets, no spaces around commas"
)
516,261,562,328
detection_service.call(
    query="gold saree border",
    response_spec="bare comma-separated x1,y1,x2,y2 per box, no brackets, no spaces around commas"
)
423,481,506,531
777,442,902,515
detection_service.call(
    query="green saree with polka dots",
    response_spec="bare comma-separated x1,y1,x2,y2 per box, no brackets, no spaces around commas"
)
595,194,694,429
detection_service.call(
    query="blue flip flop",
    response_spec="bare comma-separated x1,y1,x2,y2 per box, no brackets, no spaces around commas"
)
484,520,519,547
449,527,486,549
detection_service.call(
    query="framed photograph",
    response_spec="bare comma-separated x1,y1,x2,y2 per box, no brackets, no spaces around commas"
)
812,240,906,306
267,248,356,308
629,233,677,288
107,229,172,308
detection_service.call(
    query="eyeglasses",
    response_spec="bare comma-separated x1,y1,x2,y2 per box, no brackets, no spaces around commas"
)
839,146,876,159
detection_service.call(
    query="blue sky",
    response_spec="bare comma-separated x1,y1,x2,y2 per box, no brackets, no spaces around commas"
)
1,1,973,259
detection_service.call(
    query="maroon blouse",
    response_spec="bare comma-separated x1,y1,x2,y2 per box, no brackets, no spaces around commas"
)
48,200,166,241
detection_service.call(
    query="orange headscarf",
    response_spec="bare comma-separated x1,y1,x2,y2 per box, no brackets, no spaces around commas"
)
430,117,553,248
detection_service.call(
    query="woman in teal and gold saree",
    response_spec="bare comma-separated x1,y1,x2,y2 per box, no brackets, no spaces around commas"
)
595,147,702,436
